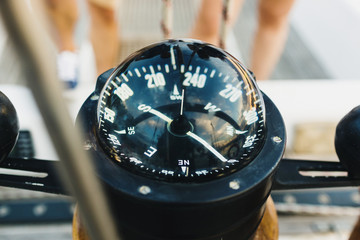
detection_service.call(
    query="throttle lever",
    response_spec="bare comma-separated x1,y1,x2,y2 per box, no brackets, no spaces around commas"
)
0,157,68,195
273,158,360,190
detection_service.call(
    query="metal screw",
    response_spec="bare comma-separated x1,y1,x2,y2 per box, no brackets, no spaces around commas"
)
318,193,331,204
272,136,282,143
284,194,297,204
351,192,360,204
229,179,240,190
0,206,10,217
138,185,151,195
91,95,99,101
33,204,47,216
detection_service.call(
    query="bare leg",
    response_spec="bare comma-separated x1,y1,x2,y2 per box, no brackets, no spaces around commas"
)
87,1,119,75
190,0,244,46
43,0,78,52
250,0,295,80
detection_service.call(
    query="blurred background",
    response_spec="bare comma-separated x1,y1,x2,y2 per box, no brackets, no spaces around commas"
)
0,0,360,239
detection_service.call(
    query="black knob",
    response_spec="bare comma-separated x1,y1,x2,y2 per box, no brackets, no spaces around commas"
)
0,91,19,163
335,106,360,178
169,115,192,136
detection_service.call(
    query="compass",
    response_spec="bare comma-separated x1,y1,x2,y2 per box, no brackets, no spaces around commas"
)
96,39,266,182
76,39,286,239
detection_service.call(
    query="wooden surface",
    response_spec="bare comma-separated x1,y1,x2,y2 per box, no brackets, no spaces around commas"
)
72,205,89,240
253,197,279,240
349,216,360,240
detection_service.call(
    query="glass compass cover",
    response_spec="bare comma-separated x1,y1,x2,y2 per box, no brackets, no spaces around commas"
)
97,39,266,182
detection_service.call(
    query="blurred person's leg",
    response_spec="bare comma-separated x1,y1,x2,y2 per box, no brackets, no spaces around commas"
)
250,0,295,80
44,0,78,52
44,0,79,87
87,0,119,75
190,0,244,46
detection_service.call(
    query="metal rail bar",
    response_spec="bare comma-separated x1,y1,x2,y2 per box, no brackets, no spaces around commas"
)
273,159,360,190
0,2,120,239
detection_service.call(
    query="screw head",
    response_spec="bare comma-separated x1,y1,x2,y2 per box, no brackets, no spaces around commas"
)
138,185,151,195
229,179,241,190
272,136,282,143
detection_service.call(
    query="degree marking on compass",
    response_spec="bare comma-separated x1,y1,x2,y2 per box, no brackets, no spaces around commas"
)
196,66,200,74
223,75,229,82
129,157,142,165
236,82,243,88
157,65,161,71
104,90,111,96
246,90,254,96
228,159,239,163
210,70,216,78
218,72,223,77
204,68,208,73
121,73,129,82
165,64,170,73
188,65,193,71
180,64,185,73
113,78,120,85
128,71,133,77
170,46,176,69
134,68,141,77
142,67,147,73
149,65,155,74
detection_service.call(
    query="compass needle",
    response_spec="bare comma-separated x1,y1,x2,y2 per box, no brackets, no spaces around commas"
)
149,108,172,123
186,132,228,162
180,89,185,116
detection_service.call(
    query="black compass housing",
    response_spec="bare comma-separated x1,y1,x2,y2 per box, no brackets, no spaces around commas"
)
76,40,286,240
